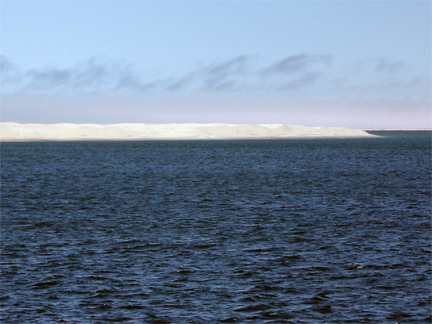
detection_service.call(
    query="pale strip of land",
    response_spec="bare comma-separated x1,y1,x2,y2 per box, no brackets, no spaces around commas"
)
0,122,376,142
364,128,432,131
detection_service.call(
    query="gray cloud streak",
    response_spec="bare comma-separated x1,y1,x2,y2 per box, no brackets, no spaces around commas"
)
0,55,16,72
1,54,421,97
0,54,332,94
26,68,73,88
165,73,197,91
206,55,249,76
262,54,333,75
374,58,403,74
1,57,145,94
280,72,322,90
353,57,405,75
201,55,250,91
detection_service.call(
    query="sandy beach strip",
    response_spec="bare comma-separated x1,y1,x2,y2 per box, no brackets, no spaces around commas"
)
0,122,377,142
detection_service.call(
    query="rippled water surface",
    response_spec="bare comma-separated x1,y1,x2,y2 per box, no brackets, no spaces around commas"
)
1,132,431,323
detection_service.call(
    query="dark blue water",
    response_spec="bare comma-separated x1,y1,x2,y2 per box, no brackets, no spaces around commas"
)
1,132,431,323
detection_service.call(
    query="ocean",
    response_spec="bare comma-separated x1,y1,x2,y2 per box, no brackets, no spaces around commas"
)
1,131,431,323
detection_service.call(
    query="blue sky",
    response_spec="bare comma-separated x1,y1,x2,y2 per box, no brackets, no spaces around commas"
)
1,0,430,128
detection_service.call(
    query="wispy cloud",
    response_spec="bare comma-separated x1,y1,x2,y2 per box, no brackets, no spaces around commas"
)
261,54,333,75
374,58,403,74
350,57,405,76
0,55,21,85
165,72,197,91
280,72,322,90
2,54,329,94
201,55,250,91
1,54,424,97
167,54,332,92
1,57,146,94
206,55,249,76
0,55,16,72
164,55,253,92
26,68,73,89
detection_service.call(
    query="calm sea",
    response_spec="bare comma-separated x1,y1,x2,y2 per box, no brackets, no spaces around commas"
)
1,131,431,323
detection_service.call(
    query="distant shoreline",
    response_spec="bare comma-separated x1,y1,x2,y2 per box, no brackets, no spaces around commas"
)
0,136,378,143
0,123,378,142
365,129,432,131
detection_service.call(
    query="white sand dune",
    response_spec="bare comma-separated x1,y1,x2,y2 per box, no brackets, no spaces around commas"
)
0,122,374,141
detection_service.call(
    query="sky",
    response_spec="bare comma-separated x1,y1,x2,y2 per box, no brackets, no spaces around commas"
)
1,0,431,128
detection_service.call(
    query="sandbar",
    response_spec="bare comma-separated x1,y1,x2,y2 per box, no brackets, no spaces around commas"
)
0,122,376,142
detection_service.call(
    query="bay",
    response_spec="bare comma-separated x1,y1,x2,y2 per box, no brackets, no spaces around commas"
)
1,132,431,323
